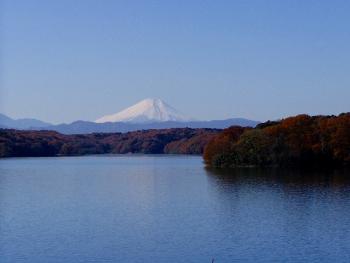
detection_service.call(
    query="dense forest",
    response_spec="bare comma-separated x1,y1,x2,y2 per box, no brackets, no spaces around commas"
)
0,128,219,157
204,113,350,168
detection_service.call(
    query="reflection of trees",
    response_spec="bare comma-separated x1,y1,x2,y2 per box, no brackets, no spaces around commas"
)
205,167,350,249
205,167,350,190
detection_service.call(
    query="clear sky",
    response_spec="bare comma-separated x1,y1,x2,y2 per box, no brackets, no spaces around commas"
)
1,0,350,124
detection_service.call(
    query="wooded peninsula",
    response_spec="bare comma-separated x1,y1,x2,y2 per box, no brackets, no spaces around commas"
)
204,113,350,167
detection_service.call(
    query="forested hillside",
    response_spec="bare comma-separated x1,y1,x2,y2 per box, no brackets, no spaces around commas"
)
204,113,350,167
0,128,219,157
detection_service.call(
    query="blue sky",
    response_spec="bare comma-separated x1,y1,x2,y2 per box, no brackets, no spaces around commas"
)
1,0,350,124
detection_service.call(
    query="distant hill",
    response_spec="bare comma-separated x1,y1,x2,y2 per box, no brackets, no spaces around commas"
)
0,113,52,130
0,128,219,157
40,118,259,134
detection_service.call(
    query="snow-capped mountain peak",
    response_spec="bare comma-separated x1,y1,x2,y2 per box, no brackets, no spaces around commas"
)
95,98,192,123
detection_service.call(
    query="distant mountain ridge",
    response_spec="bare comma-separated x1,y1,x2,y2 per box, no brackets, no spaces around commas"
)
0,113,259,134
39,118,259,134
0,113,51,130
0,98,260,134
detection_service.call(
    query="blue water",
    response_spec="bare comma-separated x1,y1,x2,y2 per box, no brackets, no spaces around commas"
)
1,156,350,263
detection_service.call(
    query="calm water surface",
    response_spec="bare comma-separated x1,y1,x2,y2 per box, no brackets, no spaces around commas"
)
1,155,350,263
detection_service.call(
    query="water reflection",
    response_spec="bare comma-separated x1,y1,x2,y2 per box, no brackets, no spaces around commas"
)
204,167,350,263
205,167,350,190
2,157,350,263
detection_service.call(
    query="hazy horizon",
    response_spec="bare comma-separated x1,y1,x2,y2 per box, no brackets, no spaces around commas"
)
0,96,349,125
1,1,350,124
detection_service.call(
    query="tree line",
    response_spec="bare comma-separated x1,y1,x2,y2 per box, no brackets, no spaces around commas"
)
204,113,350,168
0,128,219,157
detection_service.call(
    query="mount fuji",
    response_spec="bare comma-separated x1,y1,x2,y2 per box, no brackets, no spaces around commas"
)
95,98,192,123
1,98,260,134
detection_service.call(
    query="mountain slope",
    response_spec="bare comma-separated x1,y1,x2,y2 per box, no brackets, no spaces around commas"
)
0,113,51,129
95,98,192,123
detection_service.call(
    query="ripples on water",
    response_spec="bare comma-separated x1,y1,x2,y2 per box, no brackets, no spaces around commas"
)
1,156,350,263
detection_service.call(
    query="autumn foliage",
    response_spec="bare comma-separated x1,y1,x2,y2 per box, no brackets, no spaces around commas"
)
204,113,350,167
0,128,219,157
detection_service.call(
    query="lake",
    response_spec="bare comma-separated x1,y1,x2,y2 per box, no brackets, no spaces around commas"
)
1,155,350,262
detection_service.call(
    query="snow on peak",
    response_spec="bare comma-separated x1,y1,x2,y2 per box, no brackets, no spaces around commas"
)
95,98,193,123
